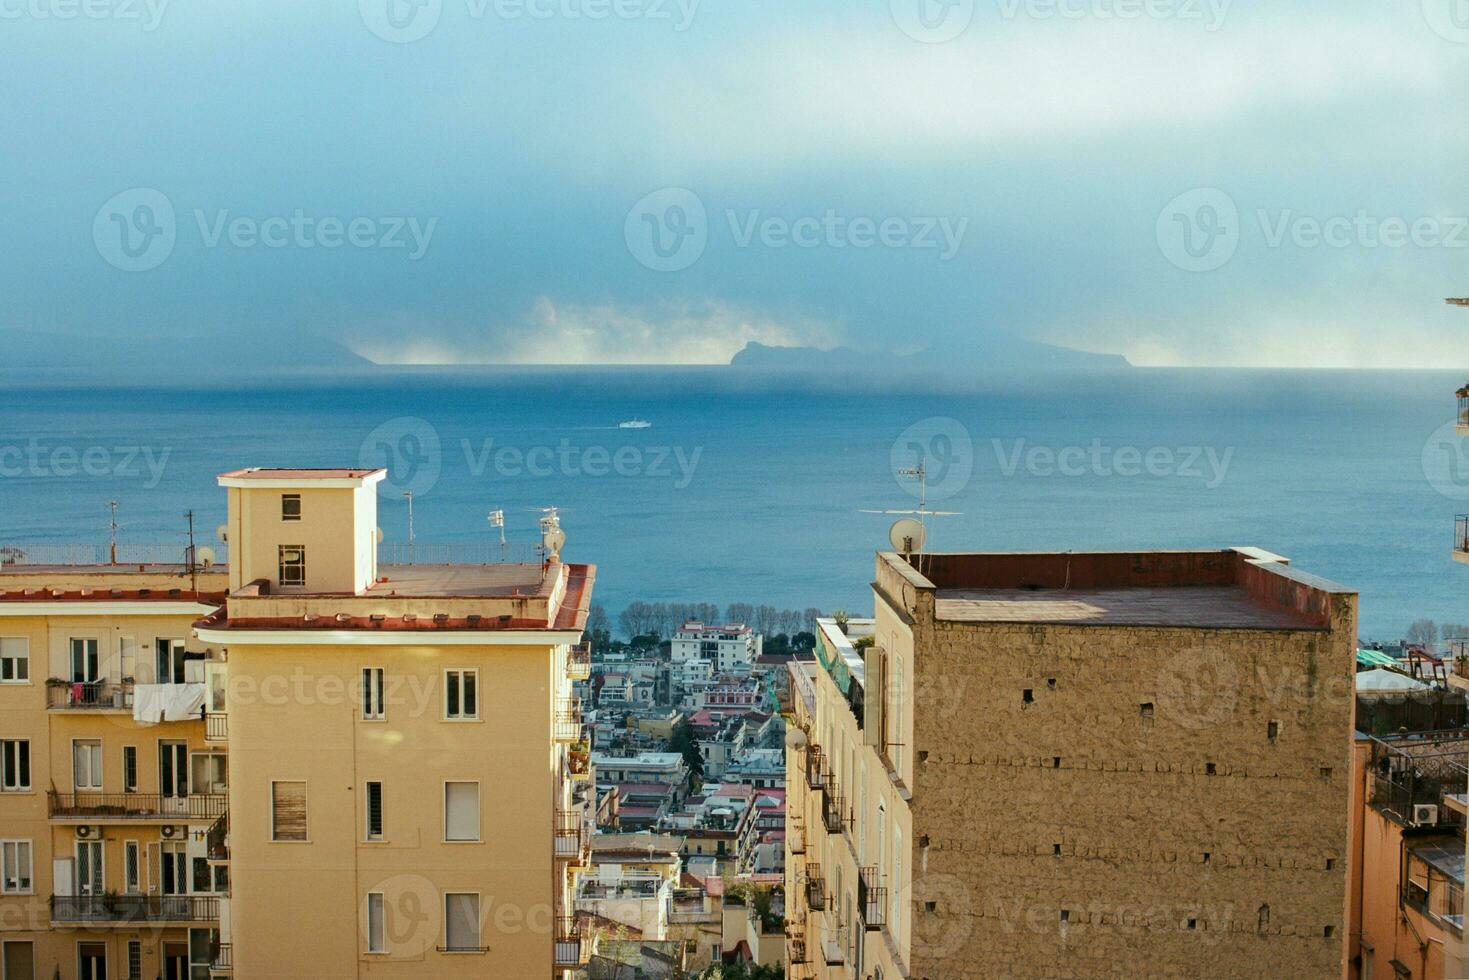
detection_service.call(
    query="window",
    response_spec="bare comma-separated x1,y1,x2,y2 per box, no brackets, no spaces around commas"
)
271,780,307,841
444,669,477,719
1,840,32,893
444,782,479,841
1,740,29,792
73,740,102,791
365,781,383,840
362,668,385,720
0,638,28,682
123,746,138,793
154,638,186,685
278,545,306,587
281,493,301,522
367,892,386,952
190,753,228,795
127,940,141,980
124,841,140,893
444,893,481,951
70,638,99,683
3,941,35,980
77,944,106,980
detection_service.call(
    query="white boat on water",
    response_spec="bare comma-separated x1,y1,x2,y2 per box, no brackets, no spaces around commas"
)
618,419,651,429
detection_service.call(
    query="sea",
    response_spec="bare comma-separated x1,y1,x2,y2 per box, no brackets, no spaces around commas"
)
1,366,1466,641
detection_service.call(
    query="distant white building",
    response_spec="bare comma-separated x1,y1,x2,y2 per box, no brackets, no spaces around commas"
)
671,622,761,673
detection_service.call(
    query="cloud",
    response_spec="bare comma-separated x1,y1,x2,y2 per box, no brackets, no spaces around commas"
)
350,297,839,365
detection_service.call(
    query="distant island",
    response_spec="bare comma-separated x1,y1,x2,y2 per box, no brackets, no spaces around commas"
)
730,337,1129,372
0,328,370,372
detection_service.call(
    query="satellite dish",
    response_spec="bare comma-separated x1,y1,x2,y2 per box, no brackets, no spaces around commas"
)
196,547,217,568
784,727,808,750
375,527,384,544
215,524,228,544
543,527,567,560
889,518,926,554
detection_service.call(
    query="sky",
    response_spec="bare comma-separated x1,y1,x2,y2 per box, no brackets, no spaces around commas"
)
1,0,1466,368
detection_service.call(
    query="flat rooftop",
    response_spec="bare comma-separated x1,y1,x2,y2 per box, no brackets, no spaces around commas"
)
935,585,1319,629
217,467,383,480
879,549,1353,631
369,563,549,598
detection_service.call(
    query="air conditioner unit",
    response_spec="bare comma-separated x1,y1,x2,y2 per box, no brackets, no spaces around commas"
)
160,825,180,839
1412,804,1439,826
75,825,101,840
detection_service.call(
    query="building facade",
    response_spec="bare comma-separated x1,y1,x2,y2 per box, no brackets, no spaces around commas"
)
786,548,1358,979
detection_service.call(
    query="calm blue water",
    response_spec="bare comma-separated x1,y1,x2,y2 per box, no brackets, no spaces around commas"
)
1,367,1465,640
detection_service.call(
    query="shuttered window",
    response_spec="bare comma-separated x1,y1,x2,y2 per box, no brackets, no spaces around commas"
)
365,782,383,840
271,780,307,841
367,892,385,952
444,782,478,841
444,893,480,951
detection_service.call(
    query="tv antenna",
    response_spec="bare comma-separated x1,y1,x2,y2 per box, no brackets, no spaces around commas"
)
487,509,506,561
108,501,119,564
860,458,960,577
531,507,566,565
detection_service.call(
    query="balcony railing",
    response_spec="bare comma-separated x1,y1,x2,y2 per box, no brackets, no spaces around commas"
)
50,894,219,924
553,917,587,967
804,745,825,791
804,863,826,912
568,644,592,681
211,942,232,972
49,791,228,822
859,867,887,930
1458,389,1469,431
47,679,134,710
554,698,584,743
554,807,590,861
205,712,228,742
789,934,808,964
207,811,229,862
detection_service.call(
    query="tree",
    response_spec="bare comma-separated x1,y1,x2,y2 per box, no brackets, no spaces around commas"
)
792,631,816,651
803,607,823,632
754,604,779,636
669,718,704,786
1407,619,1439,650
725,602,755,626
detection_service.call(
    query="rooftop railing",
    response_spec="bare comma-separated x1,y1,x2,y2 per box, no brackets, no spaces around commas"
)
1,544,227,567
1369,735,1469,828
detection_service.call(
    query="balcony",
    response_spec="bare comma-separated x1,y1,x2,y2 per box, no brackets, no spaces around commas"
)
49,791,228,822
553,917,588,968
566,743,591,782
804,863,826,912
859,867,887,930
47,679,133,711
1457,516,1469,564
553,698,584,743
821,924,846,965
205,712,228,743
554,807,590,863
207,811,229,863
804,745,825,792
50,894,219,925
210,942,232,974
1459,385,1469,436
568,643,592,681
788,932,808,965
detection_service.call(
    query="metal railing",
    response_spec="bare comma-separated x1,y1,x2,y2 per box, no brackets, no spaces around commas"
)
47,679,133,710
804,745,825,791
553,917,586,967
553,698,584,742
1369,736,1469,828
205,712,228,742
1457,516,1469,555
1459,391,1469,429
0,544,227,567
50,894,219,923
211,942,232,971
859,867,887,930
379,542,537,566
804,863,826,912
207,811,229,862
49,790,228,821
554,807,589,860
568,644,592,680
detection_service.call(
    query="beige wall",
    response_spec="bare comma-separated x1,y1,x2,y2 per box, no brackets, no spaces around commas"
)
226,485,376,594
224,637,568,978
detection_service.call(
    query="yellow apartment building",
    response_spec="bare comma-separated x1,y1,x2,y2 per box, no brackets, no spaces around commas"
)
0,560,231,980
786,548,1358,979
1,466,597,979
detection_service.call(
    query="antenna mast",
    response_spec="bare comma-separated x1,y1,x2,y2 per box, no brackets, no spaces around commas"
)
108,501,119,564
185,509,198,594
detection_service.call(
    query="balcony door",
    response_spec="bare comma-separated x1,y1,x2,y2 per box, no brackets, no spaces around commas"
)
160,742,187,801
77,943,106,980
70,639,99,684
161,942,187,980
159,842,187,896
74,841,103,897
155,639,186,685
